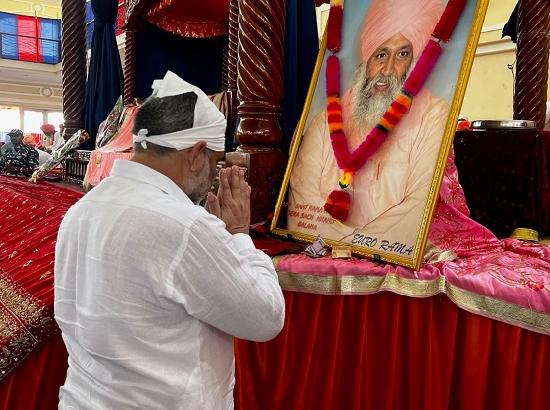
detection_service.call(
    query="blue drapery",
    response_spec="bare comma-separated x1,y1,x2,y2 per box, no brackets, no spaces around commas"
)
85,1,94,49
134,22,225,101
502,3,518,43
282,0,319,151
132,1,317,152
81,0,123,149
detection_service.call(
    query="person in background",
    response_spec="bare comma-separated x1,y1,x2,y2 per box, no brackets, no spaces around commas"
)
54,71,285,409
0,128,17,154
49,123,66,152
22,134,52,166
0,129,39,176
40,123,56,151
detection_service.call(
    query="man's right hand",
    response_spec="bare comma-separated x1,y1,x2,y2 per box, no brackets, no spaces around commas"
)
206,166,251,235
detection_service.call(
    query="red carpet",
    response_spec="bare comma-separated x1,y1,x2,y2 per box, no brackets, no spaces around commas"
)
0,176,82,380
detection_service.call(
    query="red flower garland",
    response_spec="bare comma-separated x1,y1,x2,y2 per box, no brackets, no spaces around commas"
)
433,0,467,42
326,0,343,52
322,0,466,222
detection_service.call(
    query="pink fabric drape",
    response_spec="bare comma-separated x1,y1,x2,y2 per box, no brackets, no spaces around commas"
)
85,105,138,187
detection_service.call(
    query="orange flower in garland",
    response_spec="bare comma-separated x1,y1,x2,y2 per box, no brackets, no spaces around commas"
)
339,170,353,189
322,0,467,223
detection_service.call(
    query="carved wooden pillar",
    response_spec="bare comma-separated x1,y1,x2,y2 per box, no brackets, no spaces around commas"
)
61,0,87,137
227,0,239,93
221,46,229,90
221,0,239,152
513,0,550,129
123,29,137,105
236,0,285,146
226,0,287,224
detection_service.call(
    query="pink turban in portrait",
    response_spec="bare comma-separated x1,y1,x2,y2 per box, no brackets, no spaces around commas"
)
341,0,445,137
360,0,445,62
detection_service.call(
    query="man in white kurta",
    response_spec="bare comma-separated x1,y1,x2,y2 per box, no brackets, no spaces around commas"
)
287,0,449,256
54,72,285,409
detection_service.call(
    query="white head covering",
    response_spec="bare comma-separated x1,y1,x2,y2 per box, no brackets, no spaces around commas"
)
133,71,226,152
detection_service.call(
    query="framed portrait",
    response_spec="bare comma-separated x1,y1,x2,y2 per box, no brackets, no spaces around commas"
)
271,0,489,270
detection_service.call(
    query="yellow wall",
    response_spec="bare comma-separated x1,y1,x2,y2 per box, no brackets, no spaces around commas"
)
0,0,61,19
483,0,516,26
460,0,550,120
461,50,516,120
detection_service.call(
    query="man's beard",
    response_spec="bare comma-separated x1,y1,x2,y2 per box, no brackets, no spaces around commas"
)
352,66,406,133
186,162,214,204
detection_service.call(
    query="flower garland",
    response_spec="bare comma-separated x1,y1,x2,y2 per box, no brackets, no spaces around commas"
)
323,0,467,223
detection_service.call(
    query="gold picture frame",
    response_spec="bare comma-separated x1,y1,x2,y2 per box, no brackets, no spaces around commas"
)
271,0,489,270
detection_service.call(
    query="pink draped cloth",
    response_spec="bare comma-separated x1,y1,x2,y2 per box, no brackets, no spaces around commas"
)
84,106,139,187
276,151,550,335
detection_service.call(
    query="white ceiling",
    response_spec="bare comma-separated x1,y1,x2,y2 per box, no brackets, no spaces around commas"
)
0,32,126,89
0,60,62,87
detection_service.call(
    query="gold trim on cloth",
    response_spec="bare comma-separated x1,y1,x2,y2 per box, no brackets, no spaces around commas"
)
277,271,445,297
0,276,44,327
145,0,228,38
0,308,18,340
145,0,176,17
0,274,51,379
146,17,228,38
510,228,539,242
276,270,550,336
0,321,38,378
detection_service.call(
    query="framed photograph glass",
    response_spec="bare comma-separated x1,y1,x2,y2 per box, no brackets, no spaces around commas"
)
271,0,489,270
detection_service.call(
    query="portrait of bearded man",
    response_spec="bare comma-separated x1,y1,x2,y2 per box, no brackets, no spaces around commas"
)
287,0,451,256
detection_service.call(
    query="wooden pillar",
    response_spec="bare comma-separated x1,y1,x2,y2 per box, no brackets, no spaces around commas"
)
226,0,287,224
220,0,240,152
61,0,87,137
227,0,239,93
123,30,137,105
236,0,285,147
513,0,550,129
122,0,145,104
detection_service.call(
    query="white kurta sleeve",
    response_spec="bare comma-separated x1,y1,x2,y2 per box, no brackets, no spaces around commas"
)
167,213,285,342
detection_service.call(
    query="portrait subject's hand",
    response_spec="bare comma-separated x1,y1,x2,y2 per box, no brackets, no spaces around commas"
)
206,166,251,235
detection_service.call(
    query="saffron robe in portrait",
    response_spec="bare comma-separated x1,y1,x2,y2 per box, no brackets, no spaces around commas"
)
288,90,449,256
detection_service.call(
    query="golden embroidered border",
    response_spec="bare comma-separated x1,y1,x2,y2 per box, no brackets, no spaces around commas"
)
0,325,38,379
146,17,228,38
276,271,550,336
0,272,49,379
0,276,44,328
0,307,18,339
